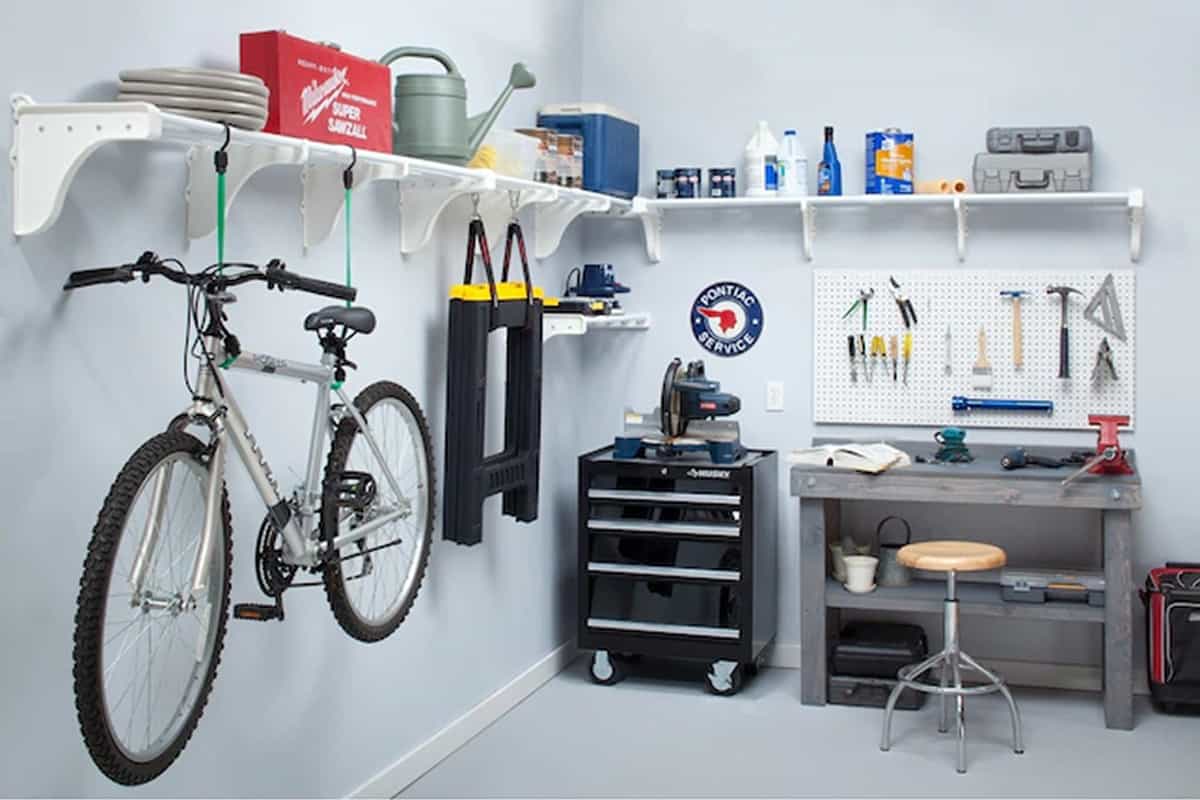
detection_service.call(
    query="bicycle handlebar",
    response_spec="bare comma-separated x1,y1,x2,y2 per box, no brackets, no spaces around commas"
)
63,252,357,303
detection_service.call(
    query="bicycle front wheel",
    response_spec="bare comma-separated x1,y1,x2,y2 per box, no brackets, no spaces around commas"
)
73,431,231,785
322,380,434,642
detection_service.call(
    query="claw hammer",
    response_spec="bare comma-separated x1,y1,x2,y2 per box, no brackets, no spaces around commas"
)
1000,290,1026,369
1046,285,1081,378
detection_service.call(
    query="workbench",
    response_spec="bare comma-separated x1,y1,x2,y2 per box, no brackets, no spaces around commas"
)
790,441,1142,730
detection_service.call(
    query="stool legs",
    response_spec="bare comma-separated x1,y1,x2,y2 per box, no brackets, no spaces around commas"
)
879,569,1023,773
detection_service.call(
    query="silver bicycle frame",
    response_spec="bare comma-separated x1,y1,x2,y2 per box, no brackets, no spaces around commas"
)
127,333,412,606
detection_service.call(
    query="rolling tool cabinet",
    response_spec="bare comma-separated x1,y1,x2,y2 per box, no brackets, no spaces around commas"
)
578,446,777,695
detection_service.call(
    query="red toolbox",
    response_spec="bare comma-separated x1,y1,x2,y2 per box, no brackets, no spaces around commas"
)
240,31,392,153
1141,563,1200,712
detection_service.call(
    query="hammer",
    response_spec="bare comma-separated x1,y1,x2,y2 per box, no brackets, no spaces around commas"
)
1000,290,1026,369
1046,285,1081,378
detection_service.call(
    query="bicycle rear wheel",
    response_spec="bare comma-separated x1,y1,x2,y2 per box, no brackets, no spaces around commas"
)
73,431,231,785
321,381,434,642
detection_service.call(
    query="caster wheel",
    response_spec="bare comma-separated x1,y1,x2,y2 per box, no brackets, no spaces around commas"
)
705,660,743,696
590,650,628,686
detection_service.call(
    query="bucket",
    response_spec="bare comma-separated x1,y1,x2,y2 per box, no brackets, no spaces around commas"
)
876,516,912,587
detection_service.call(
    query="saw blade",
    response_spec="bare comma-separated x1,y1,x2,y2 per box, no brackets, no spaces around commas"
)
660,358,686,438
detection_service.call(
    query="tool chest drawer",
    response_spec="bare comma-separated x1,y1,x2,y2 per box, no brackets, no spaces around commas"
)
577,446,777,669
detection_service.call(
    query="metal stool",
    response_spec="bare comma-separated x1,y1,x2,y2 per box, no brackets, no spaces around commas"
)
880,541,1024,774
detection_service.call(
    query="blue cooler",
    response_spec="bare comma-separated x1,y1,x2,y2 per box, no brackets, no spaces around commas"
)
537,103,639,199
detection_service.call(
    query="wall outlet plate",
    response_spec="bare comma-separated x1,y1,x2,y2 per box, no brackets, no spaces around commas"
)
766,380,785,412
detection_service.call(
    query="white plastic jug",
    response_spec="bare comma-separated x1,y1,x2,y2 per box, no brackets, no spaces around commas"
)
778,129,808,196
744,120,779,197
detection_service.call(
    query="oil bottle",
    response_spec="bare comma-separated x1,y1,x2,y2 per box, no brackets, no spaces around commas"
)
817,125,842,196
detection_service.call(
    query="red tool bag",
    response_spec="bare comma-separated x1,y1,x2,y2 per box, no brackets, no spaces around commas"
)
1141,563,1200,712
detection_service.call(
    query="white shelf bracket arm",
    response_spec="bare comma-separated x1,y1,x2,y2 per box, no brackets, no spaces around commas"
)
534,194,611,260
10,95,163,236
630,197,662,263
301,158,409,250
954,194,968,262
399,171,495,255
1128,189,1144,262
186,139,308,240
800,199,816,262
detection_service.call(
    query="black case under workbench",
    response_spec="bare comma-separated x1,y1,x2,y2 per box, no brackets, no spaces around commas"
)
578,446,777,682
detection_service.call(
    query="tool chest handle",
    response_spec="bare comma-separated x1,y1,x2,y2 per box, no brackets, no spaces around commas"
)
1014,169,1052,189
1016,132,1059,154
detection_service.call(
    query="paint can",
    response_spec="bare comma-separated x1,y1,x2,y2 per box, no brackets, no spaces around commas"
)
865,128,914,194
656,169,677,198
674,167,702,199
708,167,736,198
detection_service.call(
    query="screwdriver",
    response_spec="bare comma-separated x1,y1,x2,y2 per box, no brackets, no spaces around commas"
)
847,335,858,382
888,335,899,382
858,334,868,382
902,331,912,384
870,335,886,381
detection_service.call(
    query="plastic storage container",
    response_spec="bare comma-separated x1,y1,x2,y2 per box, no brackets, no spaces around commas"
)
479,129,541,179
537,103,639,198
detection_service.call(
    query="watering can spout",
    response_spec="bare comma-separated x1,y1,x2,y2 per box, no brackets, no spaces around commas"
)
466,62,537,157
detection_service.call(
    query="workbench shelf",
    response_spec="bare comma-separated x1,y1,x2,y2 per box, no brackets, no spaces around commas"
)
542,311,652,341
9,94,630,258
627,190,1145,263
825,578,1104,624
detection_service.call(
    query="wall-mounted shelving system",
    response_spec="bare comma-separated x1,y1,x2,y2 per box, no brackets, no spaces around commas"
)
9,95,630,258
543,311,652,341
628,189,1145,264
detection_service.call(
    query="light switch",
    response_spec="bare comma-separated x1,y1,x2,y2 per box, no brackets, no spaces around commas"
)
766,381,785,412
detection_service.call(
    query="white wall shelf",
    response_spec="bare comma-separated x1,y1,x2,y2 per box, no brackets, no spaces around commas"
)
543,311,651,341
8,95,630,257
628,190,1145,264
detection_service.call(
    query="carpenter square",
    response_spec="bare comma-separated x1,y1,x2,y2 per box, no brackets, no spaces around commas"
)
1046,285,1081,379
1083,273,1126,342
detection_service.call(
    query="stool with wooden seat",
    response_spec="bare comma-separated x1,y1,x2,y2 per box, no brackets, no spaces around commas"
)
880,540,1024,774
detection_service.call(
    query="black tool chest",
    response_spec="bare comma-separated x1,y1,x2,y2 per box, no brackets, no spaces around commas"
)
577,446,777,695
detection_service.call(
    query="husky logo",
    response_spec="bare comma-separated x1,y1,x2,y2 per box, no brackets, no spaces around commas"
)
686,468,731,479
691,282,764,357
300,66,349,125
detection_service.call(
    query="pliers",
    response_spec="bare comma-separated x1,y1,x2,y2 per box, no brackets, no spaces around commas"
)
889,276,917,329
842,288,875,330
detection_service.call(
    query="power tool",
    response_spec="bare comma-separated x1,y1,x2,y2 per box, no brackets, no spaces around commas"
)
615,358,745,464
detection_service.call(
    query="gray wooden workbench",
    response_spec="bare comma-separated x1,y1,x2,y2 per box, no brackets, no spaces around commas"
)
790,441,1142,730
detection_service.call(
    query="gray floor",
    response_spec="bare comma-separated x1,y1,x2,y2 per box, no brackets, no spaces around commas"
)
402,657,1200,798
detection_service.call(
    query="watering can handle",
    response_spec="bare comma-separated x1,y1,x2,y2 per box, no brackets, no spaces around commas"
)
379,46,461,76
875,515,912,547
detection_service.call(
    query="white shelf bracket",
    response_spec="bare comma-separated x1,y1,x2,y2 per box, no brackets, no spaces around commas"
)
301,159,409,250
399,171,495,255
535,194,612,259
800,199,816,261
186,139,308,240
954,194,968,262
1128,189,1144,262
10,94,163,236
630,197,662,263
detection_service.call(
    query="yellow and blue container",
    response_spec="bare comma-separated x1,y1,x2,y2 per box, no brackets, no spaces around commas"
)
865,129,914,194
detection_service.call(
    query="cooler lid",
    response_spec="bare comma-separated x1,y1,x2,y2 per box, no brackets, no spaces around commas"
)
539,103,637,125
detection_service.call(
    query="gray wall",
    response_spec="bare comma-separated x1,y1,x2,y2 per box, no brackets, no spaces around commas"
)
0,1,592,796
577,0,1198,664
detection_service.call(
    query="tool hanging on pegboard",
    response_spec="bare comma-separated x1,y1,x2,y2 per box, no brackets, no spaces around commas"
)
1083,273,1127,342
442,193,543,546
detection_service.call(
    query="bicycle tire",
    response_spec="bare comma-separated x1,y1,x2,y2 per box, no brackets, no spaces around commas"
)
321,381,435,642
73,431,231,785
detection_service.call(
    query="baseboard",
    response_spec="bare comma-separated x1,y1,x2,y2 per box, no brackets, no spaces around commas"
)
349,641,577,798
766,643,1148,695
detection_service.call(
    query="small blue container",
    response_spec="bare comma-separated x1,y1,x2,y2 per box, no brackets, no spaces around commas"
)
674,168,701,198
537,103,639,198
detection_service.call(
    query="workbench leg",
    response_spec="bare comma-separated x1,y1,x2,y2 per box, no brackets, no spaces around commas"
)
1102,509,1134,730
800,498,835,705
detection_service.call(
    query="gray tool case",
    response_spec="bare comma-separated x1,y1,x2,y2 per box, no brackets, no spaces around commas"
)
1002,568,1105,606
987,126,1093,154
973,152,1092,193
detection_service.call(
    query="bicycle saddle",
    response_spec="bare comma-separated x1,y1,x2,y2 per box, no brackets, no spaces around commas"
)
304,305,376,334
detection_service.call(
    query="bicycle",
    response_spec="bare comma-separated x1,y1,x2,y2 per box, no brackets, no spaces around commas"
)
62,252,435,785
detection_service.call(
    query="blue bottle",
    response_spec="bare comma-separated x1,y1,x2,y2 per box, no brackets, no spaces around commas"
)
817,125,842,196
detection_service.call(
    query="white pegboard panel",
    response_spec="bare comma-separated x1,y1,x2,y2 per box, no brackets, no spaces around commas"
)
813,269,1135,430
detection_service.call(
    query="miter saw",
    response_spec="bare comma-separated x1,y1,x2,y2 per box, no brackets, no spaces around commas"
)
614,358,746,464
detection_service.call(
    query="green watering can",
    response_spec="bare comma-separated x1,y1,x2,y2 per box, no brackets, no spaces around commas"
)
379,46,536,164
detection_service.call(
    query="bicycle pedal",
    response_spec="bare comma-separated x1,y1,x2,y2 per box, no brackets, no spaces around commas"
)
233,602,284,622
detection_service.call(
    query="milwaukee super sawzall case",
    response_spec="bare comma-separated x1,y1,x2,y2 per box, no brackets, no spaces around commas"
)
240,31,392,153
1142,564,1200,711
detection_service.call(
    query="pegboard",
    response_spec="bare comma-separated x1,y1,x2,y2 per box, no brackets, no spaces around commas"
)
813,270,1136,430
